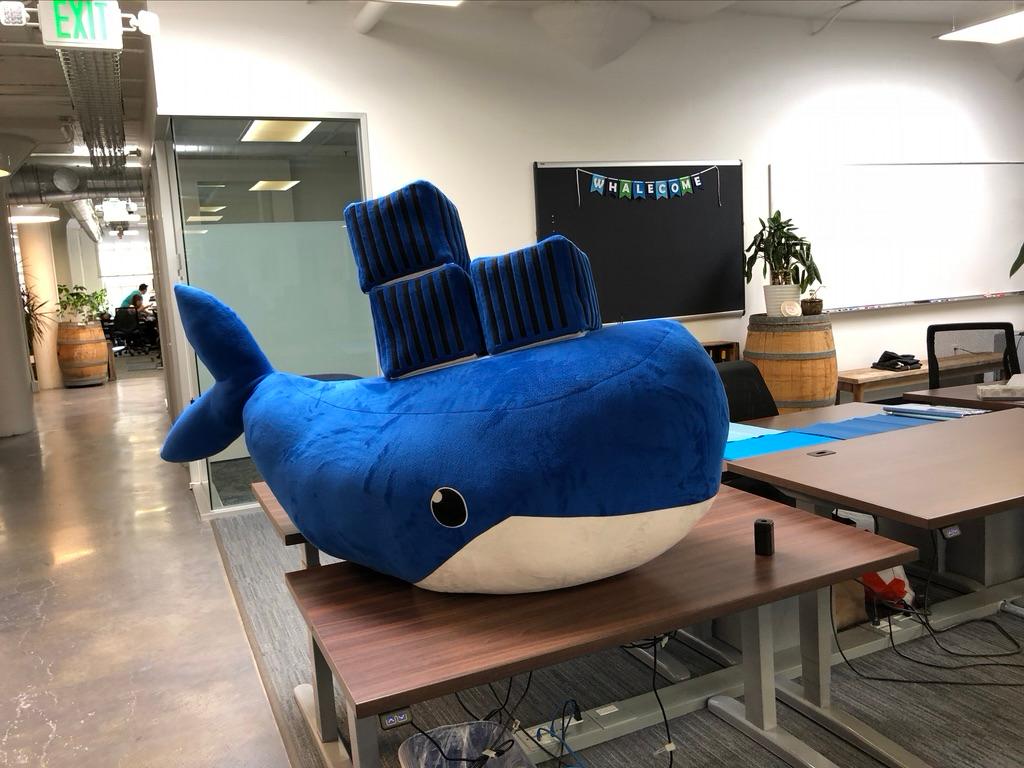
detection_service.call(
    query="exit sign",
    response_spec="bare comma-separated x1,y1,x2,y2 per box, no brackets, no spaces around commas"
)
38,0,123,50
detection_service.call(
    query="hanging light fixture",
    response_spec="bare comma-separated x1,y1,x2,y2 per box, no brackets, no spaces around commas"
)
9,205,61,224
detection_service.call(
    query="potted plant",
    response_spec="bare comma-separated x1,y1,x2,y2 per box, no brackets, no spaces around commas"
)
745,211,822,317
801,286,824,316
56,284,111,388
21,287,55,385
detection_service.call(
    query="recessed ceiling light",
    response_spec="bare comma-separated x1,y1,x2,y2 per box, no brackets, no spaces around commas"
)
249,180,300,191
197,182,226,188
0,169,10,178
10,205,60,224
187,215,223,222
939,9,1024,44
184,229,208,235
199,205,226,213
240,120,321,143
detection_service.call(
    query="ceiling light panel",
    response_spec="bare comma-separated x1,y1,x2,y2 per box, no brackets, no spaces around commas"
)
240,120,321,143
187,215,223,223
199,206,226,213
249,180,300,191
939,9,1024,44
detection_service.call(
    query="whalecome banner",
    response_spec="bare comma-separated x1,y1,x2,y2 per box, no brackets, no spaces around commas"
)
575,166,720,206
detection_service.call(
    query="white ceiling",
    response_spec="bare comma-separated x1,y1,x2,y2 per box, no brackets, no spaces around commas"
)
477,0,1014,26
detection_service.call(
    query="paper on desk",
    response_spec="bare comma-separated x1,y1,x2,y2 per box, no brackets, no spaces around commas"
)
727,423,783,443
724,432,836,460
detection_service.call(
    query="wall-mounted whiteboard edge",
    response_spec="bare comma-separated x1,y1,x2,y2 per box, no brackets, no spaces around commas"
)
536,160,742,168
769,161,1024,313
825,290,1024,314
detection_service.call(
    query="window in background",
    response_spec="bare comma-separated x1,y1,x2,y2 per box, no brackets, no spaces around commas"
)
97,228,154,311
170,116,376,511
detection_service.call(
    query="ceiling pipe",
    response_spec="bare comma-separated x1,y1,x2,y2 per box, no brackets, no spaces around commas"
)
354,1,389,34
6,166,143,205
63,199,102,244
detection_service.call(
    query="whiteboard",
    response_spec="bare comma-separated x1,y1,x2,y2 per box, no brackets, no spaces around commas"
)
769,163,1024,312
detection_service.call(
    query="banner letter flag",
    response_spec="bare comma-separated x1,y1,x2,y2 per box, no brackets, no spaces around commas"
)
606,178,618,196
589,174,606,195
633,180,645,199
693,173,703,191
656,180,668,199
679,177,692,196
619,180,632,199
668,179,681,197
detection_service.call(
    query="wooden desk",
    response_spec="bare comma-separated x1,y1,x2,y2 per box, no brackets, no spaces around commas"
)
904,382,1024,411
838,351,1004,402
730,407,1024,530
287,485,917,768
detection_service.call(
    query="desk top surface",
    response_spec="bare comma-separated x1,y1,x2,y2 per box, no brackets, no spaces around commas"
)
838,352,1003,385
285,485,914,717
252,481,305,546
904,382,1024,411
730,406,1024,529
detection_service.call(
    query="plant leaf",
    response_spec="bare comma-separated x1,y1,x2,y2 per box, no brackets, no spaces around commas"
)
1012,240,1024,278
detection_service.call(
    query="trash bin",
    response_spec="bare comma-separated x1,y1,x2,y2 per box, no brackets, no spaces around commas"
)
398,720,534,768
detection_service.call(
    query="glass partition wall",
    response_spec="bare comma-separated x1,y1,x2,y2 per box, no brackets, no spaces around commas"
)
170,116,377,513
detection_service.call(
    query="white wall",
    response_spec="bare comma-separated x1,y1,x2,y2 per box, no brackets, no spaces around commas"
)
149,0,1024,369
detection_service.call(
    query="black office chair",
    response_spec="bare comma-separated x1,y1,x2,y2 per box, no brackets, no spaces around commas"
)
113,307,149,355
715,360,779,422
925,323,1021,389
715,361,794,507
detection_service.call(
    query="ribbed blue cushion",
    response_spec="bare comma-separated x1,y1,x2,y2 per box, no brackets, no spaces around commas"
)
470,235,602,354
344,180,471,292
369,264,484,378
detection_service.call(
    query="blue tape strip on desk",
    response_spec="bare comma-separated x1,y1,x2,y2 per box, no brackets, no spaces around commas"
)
790,414,936,440
723,432,837,460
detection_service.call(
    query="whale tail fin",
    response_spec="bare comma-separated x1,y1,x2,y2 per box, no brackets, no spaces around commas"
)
160,284,273,462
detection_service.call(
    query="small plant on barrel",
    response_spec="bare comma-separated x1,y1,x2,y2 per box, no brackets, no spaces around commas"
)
745,211,822,317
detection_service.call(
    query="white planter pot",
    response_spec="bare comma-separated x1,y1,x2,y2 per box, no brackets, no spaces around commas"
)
763,283,801,317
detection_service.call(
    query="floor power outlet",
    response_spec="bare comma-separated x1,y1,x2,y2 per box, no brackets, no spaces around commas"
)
379,708,412,730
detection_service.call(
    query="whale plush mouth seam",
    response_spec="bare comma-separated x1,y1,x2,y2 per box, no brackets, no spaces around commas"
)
162,180,729,594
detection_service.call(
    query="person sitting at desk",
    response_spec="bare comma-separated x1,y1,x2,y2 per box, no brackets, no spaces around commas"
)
130,293,153,320
121,283,148,308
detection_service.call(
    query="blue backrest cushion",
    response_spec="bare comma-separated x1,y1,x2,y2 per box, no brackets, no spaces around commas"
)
470,235,602,354
369,264,484,378
344,180,471,292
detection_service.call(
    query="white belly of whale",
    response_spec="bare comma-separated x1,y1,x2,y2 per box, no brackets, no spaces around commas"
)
415,496,716,594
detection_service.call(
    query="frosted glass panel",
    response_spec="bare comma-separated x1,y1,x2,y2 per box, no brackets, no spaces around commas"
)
185,222,376,385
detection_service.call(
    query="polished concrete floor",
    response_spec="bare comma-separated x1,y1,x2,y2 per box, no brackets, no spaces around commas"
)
0,373,289,768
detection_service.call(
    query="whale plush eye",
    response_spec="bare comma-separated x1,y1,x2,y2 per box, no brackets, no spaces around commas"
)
430,487,467,528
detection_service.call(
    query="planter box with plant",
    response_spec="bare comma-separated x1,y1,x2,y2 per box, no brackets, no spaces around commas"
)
56,284,111,388
745,210,822,317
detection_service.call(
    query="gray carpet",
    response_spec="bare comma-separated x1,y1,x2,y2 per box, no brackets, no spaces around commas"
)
213,509,1024,768
210,457,265,506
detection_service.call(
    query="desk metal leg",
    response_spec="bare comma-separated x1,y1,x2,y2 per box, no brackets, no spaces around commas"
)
775,589,933,768
294,634,351,768
302,541,321,568
312,636,338,742
347,704,381,768
709,603,840,768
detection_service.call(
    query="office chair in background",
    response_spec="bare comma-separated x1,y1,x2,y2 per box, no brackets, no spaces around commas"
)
715,361,794,507
926,323,1021,389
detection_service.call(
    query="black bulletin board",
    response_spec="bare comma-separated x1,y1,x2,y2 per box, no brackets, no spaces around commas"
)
534,161,744,322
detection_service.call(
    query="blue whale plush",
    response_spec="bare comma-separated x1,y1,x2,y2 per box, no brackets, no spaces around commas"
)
162,181,728,593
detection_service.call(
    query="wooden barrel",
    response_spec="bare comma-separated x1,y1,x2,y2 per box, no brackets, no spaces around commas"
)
57,322,108,388
744,313,837,412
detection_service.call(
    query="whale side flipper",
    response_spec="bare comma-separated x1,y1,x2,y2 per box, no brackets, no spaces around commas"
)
160,284,273,462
